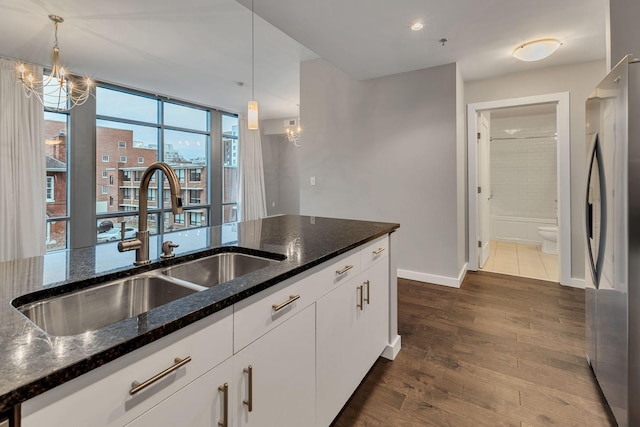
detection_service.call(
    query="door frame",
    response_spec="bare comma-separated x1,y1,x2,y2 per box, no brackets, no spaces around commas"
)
467,92,571,286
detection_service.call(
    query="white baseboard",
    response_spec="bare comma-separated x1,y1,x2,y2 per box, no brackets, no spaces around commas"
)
381,335,401,360
562,277,585,289
398,263,467,288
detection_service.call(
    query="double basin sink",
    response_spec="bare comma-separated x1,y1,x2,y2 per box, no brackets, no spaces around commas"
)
13,251,283,337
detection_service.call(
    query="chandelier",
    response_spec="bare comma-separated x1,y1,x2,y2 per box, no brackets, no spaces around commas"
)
17,15,93,112
285,118,301,147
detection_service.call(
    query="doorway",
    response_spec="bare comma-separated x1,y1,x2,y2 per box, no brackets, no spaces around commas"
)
468,93,571,286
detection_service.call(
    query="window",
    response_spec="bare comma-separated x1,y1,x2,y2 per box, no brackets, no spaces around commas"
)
189,212,202,226
109,175,114,185
46,176,55,202
101,170,108,178
102,155,109,162
190,168,202,182
174,213,184,225
189,190,201,204
222,114,239,223
102,185,108,195
109,196,114,206
96,85,211,233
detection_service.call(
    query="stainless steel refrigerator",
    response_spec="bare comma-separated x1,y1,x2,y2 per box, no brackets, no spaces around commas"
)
585,55,640,427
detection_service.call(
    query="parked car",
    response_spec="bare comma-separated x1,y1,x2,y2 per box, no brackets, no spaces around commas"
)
97,226,137,243
96,220,114,234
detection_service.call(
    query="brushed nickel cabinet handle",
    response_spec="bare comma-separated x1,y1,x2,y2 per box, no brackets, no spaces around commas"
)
130,356,192,395
364,280,370,304
272,294,300,312
357,285,364,310
373,247,385,255
218,383,228,427
336,265,353,275
243,365,253,412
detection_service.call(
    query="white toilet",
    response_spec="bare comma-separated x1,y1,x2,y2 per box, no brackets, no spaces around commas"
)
537,225,558,254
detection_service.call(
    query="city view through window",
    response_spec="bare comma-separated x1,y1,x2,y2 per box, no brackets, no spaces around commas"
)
44,85,239,250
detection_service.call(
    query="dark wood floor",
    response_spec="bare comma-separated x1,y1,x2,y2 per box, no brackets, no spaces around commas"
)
332,271,616,427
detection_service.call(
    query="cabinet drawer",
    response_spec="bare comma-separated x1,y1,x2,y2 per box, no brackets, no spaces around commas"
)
234,270,319,353
314,250,362,299
360,235,389,271
22,307,233,427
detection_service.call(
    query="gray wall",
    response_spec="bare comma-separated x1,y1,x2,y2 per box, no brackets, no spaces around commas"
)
608,0,640,69
261,126,300,216
299,58,466,281
465,60,606,280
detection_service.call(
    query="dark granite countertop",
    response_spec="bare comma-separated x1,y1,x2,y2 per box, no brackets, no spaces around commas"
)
0,215,398,411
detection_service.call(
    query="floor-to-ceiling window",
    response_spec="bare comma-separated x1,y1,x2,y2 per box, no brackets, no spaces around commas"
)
44,110,70,251
222,114,239,223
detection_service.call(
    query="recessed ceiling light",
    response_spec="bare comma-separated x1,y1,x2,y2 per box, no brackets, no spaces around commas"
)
411,22,424,31
512,38,562,62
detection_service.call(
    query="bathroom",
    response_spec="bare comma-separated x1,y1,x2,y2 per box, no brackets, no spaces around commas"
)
480,103,559,281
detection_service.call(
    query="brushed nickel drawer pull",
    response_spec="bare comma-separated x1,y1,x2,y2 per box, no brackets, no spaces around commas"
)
130,356,192,395
364,280,370,304
336,265,353,275
243,365,253,412
357,285,364,310
272,294,300,312
218,383,229,427
373,247,385,255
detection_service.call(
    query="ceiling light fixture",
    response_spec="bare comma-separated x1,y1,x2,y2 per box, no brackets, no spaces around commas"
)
18,15,92,112
512,38,562,62
285,115,301,147
247,0,259,130
411,22,424,31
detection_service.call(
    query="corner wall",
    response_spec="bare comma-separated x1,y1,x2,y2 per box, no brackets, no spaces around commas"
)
300,58,466,285
465,60,606,280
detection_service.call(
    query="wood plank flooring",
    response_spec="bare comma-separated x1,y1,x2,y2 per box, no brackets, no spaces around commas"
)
331,271,616,427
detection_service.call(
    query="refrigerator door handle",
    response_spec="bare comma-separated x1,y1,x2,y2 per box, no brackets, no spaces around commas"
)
584,132,607,287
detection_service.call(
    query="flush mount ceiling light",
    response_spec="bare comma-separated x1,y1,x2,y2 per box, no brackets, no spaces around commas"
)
512,38,562,62
17,15,93,112
410,22,424,31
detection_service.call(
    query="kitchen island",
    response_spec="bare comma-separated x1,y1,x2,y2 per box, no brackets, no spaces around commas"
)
0,215,400,426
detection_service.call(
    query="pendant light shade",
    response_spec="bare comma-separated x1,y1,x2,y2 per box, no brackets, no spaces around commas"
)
248,100,259,130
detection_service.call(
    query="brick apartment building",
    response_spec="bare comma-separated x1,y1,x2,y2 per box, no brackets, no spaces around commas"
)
44,121,68,249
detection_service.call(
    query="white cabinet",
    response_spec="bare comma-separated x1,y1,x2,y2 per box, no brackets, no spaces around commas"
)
126,357,234,427
316,238,389,427
22,307,233,427
233,305,315,427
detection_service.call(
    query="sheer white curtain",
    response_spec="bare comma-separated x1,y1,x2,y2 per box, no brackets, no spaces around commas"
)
0,58,46,261
238,115,267,221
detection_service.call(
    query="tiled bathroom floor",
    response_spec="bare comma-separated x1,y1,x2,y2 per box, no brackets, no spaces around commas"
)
480,240,559,282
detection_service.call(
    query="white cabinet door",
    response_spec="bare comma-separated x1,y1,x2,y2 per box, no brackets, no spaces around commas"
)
126,357,234,427
316,273,370,427
362,259,390,368
233,305,315,427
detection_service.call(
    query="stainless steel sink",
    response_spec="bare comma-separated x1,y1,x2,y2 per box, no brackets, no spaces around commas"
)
16,275,200,336
162,252,281,288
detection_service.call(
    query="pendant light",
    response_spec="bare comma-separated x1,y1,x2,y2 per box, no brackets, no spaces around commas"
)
247,0,259,130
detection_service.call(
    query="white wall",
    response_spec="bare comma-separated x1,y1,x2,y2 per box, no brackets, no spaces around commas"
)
299,58,466,285
490,113,557,220
465,60,606,279
260,122,300,216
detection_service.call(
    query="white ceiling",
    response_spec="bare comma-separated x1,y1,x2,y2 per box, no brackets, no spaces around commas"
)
0,0,607,119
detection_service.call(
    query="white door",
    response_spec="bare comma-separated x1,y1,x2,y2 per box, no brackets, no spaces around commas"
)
477,112,492,268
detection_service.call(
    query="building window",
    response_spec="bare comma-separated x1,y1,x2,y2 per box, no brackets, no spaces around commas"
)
189,168,202,182
134,189,139,200
174,213,184,225
123,188,131,199
189,190,201,204
109,175,114,185
46,176,55,202
189,212,202,226
118,141,126,148
134,170,142,181
123,170,132,182
101,170,108,178
109,196,114,206
148,189,156,202
120,156,127,163
222,114,239,223
102,185,108,195
176,169,185,182
102,155,109,162
138,156,144,164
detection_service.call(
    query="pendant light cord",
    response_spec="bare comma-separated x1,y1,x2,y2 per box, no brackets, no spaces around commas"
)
251,0,255,100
